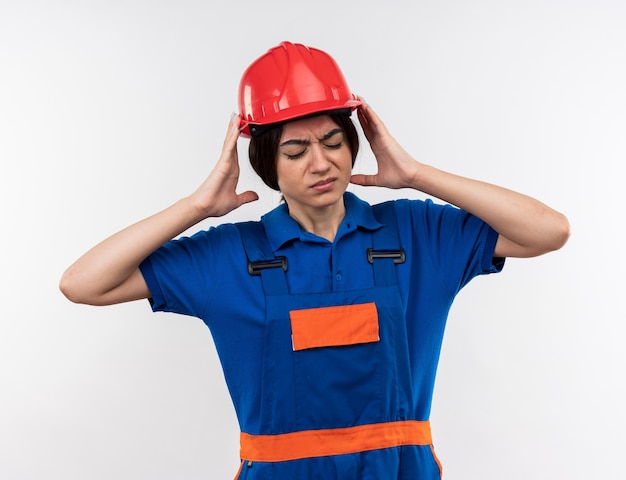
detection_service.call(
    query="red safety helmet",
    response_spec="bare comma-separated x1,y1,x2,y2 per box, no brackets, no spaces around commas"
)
238,41,361,137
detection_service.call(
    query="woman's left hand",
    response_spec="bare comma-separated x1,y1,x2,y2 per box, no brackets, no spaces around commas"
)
350,102,422,190
351,101,570,258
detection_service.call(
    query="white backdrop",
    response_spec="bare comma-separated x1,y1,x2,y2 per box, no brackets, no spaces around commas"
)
2,0,625,478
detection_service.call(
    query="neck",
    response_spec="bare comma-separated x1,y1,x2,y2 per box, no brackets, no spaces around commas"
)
286,201,346,242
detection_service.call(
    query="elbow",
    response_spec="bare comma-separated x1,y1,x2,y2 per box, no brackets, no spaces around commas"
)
550,212,571,251
59,269,81,304
540,212,571,254
59,267,92,305
60,265,146,306
496,211,571,258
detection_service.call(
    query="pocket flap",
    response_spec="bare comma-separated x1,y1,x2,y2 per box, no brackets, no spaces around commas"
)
290,303,379,351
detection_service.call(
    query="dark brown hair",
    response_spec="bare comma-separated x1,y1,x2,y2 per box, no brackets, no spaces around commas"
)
248,113,359,191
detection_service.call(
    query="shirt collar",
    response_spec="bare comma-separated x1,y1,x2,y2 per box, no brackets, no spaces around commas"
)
261,192,383,251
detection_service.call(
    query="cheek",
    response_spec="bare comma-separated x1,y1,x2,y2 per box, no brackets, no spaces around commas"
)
337,150,354,173
276,162,301,190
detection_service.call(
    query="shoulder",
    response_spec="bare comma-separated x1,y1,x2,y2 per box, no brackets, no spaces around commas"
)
388,197,475,226
151,222,247,265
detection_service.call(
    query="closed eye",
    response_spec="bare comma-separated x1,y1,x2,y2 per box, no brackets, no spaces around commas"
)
285,142,341,160
285,149,307,160
280,128,345,160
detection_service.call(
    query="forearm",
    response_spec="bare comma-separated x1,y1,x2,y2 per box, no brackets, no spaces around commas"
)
412,164,570,257
355,103,569,257
60,196,205,305
60,114,259,306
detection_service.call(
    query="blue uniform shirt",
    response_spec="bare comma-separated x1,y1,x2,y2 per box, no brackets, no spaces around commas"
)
139,192,503,436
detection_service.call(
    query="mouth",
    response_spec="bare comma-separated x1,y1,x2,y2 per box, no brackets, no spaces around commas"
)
311,178,337,191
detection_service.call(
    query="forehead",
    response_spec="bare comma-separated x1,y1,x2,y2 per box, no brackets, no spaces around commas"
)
279,115,341,142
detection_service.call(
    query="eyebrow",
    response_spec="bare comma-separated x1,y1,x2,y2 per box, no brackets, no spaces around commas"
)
279,127,344,147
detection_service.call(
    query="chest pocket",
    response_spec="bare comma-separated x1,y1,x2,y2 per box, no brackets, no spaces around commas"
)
290,302,379,351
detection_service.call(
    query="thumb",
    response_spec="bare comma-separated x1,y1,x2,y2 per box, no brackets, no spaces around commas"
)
237,190,260,206
350,173,379,187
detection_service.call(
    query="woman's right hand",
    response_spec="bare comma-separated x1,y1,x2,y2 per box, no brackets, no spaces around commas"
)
189,114,259,219
59,114,259,306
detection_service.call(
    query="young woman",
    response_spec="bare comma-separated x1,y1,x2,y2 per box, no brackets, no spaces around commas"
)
60,42,569,479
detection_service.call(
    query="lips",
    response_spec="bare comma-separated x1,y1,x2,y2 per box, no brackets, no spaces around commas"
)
311,178,337,191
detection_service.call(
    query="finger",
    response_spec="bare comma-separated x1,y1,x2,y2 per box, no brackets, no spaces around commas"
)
350,173,379,187
358,104,387,141
360,103,389,135
237,190,260,206
228,111,241,133
357,108,374,142
357,102,368,121
357,107,368,127
223,113,241,148
218,114,242,166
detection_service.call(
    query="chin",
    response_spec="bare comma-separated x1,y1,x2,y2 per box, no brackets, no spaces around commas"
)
315,191,346,208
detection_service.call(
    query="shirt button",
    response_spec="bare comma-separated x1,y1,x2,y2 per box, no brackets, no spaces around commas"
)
335,272,343,281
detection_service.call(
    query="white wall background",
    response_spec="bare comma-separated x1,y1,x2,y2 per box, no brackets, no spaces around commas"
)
2,0,624,478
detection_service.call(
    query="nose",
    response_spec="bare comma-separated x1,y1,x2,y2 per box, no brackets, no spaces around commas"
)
309,143,331,173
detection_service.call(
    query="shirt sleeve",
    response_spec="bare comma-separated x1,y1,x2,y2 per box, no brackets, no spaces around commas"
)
138,224,240,319
397,199,504,297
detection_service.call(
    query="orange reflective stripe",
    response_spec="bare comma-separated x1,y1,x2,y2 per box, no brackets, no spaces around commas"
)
240,420,433,462
289,302,379,351
430,444,443,477
232,460,244,480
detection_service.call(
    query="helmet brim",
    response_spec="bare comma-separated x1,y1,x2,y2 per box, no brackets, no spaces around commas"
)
239,99,361,138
